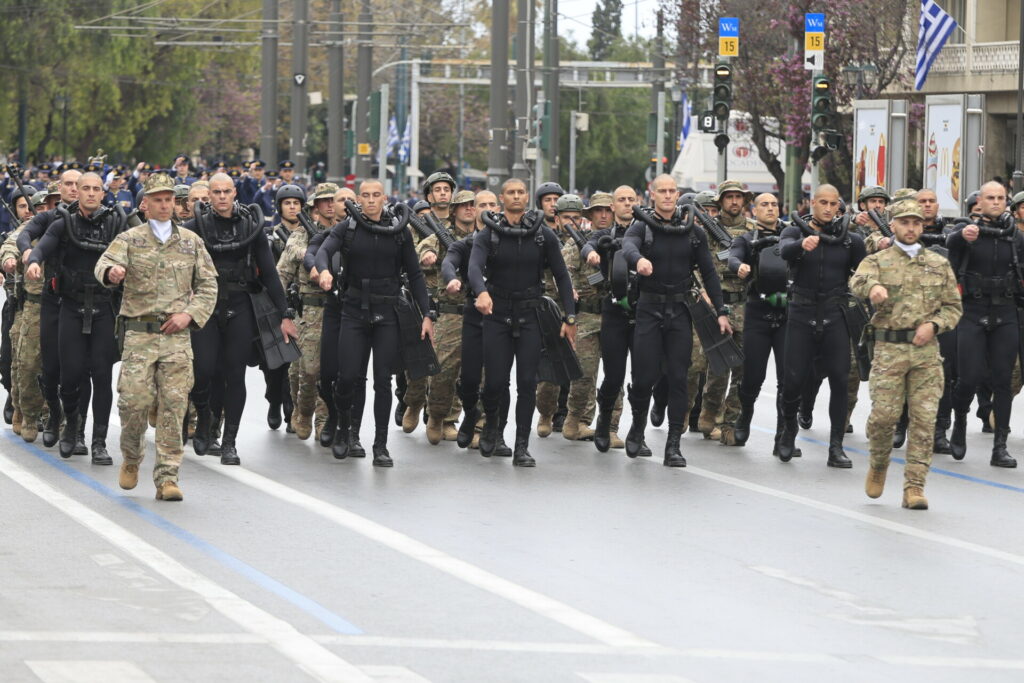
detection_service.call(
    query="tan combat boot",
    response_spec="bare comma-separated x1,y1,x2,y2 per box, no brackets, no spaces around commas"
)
20,416,37,442
402,405,422,433
470,432,480,449
562,415,595,441
11,407,22,435
609,432,625,449
443,423,459,441
292,412,313,440
902,486,928,510
865,465,888,499
537,414,553,437
156,480,183,501
426,415,444,445
698,415,717,438
119,462,139,490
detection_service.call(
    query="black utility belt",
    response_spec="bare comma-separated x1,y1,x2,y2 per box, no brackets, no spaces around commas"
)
343,286,399,305
722,290,746,304
437,303,465,315
638,290,690,304
487,284,544,301
790,292,844,307
874,328,917,344
301,293,330,307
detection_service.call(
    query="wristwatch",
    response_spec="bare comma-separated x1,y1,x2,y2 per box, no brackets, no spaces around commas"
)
717,305,731,317
282,307,297,320
426,310,439,322
562,314,577,325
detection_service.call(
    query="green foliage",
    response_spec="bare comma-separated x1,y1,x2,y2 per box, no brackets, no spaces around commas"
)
559,88,650,192
588,0,624,60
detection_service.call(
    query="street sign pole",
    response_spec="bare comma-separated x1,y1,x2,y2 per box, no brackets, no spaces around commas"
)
716,17,738,185
805,12,826,193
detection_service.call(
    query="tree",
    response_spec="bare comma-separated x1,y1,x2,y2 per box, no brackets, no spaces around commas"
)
588,0,624,60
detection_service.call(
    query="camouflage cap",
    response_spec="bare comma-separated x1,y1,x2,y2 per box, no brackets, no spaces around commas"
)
173,184,190,200
313,182,340,200
892,187,917,201
45,181,60,197
858,185,890,204
717,180,752,201
31,191,48,207
451,189,476,206
890,199,924,220
1011,191,1024,211
143,172,176,195
584,191,613,215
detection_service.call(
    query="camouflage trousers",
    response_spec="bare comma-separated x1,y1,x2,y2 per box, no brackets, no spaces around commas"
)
426,312,463,422
865,341,943,489
290,304,327,427
699,303,744,429
117,330,194,486
537,314,621,425
8,306,19,412
685,328,707,416
15,300,43,422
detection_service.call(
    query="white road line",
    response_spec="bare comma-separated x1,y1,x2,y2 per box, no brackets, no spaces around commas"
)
26,660,157,683
577,675,695,683
0,454,371,683
191,456,658,649
359,665,431,682
0,631,266,644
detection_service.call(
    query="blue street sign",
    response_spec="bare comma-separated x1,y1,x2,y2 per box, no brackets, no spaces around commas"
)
805,13,825,33
718,17,739,38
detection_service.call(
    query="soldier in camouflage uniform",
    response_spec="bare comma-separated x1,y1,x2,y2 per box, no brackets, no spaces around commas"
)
850,200,962,509
416,190,477,444
94,173,218,501
534,183,571,437
697,181,750,445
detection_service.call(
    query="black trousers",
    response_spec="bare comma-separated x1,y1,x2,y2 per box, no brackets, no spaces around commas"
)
937,329,956,427
57,301,116,431
739,302,787,404
334,302,400,435
953,304,1018,431
0,294,14,390
597,303,635,397
321,298,366,424
782,318,850,431
630,300,693,428
482,302,543,432
191,292,257,425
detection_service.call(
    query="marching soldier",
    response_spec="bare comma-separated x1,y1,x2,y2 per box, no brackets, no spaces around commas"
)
0,188,37,438
850,200,962,509
534,181,570,436
94,173,218,501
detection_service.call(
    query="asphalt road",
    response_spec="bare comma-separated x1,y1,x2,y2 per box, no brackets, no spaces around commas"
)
2,364,1024,683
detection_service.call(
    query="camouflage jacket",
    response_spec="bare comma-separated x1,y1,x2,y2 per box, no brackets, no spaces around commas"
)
714,212,755,294
416,221,473,305
95,222,218,330
277,225,322,296
560,232,603,315
0,225,42,295
849,245,962,336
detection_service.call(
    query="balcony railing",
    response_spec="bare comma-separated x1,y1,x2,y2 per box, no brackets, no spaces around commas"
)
930,41,1019,74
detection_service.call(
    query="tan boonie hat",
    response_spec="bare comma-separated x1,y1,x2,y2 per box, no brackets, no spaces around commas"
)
45,181,61,197
451,190,476,206
584,191,613,215
717,179,753,201
313,182,339,200
890,199,924,220
143,173,176,195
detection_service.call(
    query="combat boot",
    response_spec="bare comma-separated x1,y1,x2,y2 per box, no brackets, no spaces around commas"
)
649,399,666,428
331,410,351,460
479,412,499,457
402,404,422,433
977,404,994,433
443,423,459,441
732,400,754,446
593,390,614,453
207,419,223,454
865,464,887,499
192,408,213,455
426,415,444,445
3,395,12,424
20,415,37,443
933,421,952,455
949,410,967,460
494,418,513,457
663,425,686,467
292,411,313,440
155,480,183,502
776,413,799,463
512,427,535,467
42,399,62,448
219,423,241,466
319,399,337,448
372,427,393,467
991,428,1017,468
267,400,282,430
456,390,479,449
536,413,553,437
58,410,79,459
119,462,139,490
625,386,649,459
902,487,928,510
73,418,88,455
90,425,112,466
697,414,717,439
797,403,813,430
892,408,908,449
348,414,366,457
562,415,594,441
827,426,852,468
11,407,21,435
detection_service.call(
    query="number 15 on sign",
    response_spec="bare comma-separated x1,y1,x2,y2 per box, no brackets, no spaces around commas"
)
719,37,738,56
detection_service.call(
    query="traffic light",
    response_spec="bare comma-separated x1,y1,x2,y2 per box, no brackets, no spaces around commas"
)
712,64,733,121
531,100,551,149
811,75,835,133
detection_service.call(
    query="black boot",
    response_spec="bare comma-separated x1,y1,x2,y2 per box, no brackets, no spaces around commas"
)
192,408,213,455
393,396,406,427
663,425,686,467
457,387,479,449
950,410,967,460
827,426,852,468
320,407,337,448
479,412,499,457
625,386,649,459
372,427,393,467
219,422,241,466
512,427,535,467
348,413,366,458
892,406,908,449
978,404,994,433
773,409,802,458
42,399,62,448
267,400,282,430
594,390,614,453
282,394,294,430
332,410,351,460
58,410,79,459
91,425,112,466
797,401,813,430
649,399,666,428
777,413,798,462
73,417,88,455
991,428,1017,468
208,419,223,454
494,418,512,456
3,395,12,424
733,400,754,446
933,420,952,455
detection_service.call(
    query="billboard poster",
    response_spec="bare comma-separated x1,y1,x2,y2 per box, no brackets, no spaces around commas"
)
925,100,964,214
852,103,889,201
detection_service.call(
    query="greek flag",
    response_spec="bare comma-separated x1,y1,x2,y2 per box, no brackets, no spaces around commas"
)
386,116,400,157
678,93,691,149
398,119,411,164
915,0,957,91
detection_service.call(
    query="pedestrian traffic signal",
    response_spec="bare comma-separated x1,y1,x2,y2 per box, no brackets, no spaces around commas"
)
811,75,834,133
713,64,733,121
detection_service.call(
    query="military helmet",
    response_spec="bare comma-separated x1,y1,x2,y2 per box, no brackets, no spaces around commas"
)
12,185,36,203
1010,191,1024,211
173,184,190,200
534,182,565,208
30,190,48,207
892,187,918,202
965,190,981,213
890,199,924,220
677,192,697,206
275,183,307,210
423,171,456,196
857,185,890,205
555,194,584,214
412,199,430,213
694,190,719,207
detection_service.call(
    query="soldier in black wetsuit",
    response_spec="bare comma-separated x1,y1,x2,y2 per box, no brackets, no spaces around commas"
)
467,178,576,467
946,181,1024,467
185,173,298,466
777,184,866,466
315,180,434,467
621,174,732,467
26,172,126,463
729,192,800,457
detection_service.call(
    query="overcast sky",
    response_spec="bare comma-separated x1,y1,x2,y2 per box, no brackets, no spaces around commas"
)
556,0,660,50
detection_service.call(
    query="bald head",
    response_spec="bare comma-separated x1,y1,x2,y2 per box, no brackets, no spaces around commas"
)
752,193,780,226
813,184,840,201
612,185,638,224
59,169,82,203
78,172,102,187
650,175,679,217
810,184,841,224
208,172,236,216
976,181,1008,219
